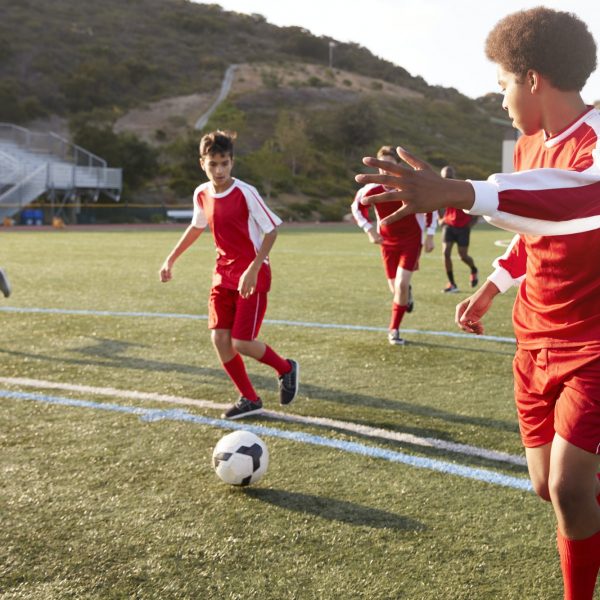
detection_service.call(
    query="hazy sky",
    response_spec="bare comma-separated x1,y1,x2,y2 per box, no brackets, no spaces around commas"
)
196,0,600,102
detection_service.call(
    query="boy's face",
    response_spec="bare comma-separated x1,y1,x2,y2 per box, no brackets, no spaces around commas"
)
497,65,541,135
199,152,234,193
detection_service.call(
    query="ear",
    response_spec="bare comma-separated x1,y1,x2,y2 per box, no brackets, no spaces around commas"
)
199,157,205,172
527,69,541,94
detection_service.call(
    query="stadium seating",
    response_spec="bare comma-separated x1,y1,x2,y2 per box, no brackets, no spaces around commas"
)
0,123,122,222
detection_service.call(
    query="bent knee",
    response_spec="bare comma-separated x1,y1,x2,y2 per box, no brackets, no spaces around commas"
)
533,484,552,502
231,337,251,353
532,480,552,502
549,478,587,512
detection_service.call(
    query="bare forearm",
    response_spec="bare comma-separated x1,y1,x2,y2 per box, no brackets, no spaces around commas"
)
251,229,278,269
166,225,202,263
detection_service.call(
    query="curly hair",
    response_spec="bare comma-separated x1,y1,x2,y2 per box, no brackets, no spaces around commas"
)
199,130,237,158
485,7,597,91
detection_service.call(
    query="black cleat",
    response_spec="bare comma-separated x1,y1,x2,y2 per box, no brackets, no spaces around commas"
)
279,359,299,405
222,397,264,420
469,269,479,288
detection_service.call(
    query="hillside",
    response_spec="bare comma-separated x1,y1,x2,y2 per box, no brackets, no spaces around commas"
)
0,0,511,221
0,0,434,122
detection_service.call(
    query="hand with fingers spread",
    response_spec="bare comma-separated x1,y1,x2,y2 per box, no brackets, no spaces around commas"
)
354,146,475,225
454,280,500,335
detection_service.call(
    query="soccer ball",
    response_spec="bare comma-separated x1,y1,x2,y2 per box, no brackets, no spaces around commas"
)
212,430,269,486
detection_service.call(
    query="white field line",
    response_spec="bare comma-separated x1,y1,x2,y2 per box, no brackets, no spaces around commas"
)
0,306,517,344
0,376,526,467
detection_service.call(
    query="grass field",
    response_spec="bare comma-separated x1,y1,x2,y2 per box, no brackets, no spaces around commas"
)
0,224,569,599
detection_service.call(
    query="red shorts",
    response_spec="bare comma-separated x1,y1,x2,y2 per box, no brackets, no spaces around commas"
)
380,241,421,279
513,345,600,454
208,286,268,341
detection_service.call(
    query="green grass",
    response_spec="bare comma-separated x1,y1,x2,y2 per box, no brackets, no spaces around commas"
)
0,225,566,599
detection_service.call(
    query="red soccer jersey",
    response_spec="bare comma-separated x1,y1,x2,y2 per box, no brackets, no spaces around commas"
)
472,107,600,348
191,178,282,292
351,184,436,244
442,206,472,228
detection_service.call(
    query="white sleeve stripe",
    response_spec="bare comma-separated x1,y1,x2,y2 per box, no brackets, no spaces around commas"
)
466,180,498,215
243,184,280,227
489,234,523,293
351,189,372,231
492,233,520,263
484,212,600,236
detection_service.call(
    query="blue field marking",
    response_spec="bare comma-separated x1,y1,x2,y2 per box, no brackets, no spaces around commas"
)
0,306,516,344
1,388,532,492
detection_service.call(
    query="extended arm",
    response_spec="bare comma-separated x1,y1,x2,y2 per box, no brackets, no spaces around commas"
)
355,146,600,236
159,225,203,282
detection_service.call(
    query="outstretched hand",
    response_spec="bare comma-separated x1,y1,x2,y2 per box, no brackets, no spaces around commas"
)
354,147,475,226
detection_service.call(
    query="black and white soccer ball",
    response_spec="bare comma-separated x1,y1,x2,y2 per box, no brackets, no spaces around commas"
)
212,430,269,486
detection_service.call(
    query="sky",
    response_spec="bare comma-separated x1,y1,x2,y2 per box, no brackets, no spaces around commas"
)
195,0,600,102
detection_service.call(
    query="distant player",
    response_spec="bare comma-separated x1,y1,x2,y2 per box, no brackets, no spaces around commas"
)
0,268,10,298
356,8,600,599
351,145,436,346
437,166,478,293
159,130,298,419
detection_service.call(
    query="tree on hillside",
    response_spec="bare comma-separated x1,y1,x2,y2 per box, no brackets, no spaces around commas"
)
241,141,288,201
274,110,311,176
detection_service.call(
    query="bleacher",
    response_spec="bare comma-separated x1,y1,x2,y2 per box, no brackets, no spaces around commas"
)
0,123,122,222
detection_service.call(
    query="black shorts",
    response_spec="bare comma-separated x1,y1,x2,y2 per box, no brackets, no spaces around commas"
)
442,225,470,247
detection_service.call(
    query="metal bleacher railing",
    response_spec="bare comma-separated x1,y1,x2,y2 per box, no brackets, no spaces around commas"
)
0,123,122,221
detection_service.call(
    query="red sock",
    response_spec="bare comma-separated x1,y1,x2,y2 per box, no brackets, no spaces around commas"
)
557,529,600,600
389,303,407,331
259,345,290,376
222,354,259,402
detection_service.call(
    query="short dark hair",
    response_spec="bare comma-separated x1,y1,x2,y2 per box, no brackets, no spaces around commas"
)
485,7,597,91
199,130,237,158
376,145,399,161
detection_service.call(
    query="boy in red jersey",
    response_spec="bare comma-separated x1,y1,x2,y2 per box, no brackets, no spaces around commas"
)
355,8,600,599
351,145,436,346
437,166,478,293
159,130,298,419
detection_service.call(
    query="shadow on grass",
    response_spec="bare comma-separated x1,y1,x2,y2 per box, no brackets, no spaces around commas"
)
0,336,518,434
244,488,425,531
405,339,514,356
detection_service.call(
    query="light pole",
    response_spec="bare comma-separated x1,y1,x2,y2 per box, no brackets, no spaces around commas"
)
329,41,336,69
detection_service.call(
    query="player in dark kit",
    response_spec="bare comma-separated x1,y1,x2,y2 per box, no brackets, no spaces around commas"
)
437,166,478,293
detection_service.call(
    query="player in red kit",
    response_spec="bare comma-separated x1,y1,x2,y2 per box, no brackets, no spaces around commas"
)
351,145,436,346
355,8,600,599
437,166,478,293
160,130,298,419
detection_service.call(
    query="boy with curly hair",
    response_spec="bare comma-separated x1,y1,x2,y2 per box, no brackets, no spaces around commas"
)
356,8,600,599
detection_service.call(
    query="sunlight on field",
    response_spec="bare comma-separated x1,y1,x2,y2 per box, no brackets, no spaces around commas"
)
0,226,561,599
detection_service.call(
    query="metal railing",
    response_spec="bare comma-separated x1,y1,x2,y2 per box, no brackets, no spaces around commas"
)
0,123,107,169
0,163,48,216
